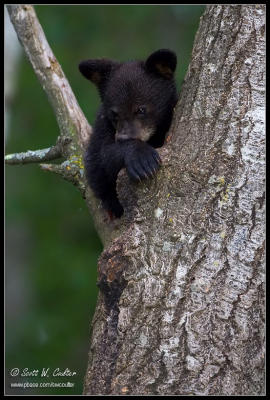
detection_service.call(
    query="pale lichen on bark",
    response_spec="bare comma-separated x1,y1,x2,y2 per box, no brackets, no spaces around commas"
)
5,146,62,165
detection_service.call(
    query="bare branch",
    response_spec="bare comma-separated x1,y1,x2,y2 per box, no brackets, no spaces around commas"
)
5,145,62,165
6,4,91,155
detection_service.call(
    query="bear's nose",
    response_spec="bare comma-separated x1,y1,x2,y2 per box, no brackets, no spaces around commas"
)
115,133,128,142
115,123,135,142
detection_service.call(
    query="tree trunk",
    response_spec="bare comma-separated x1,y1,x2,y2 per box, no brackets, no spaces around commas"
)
83,5,265,396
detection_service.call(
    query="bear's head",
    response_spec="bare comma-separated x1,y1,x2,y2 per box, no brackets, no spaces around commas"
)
79,49,178,145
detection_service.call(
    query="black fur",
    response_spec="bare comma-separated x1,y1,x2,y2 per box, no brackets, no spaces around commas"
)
79,49,178,218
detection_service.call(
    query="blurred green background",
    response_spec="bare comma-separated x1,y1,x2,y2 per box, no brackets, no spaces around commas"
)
5,5,205,395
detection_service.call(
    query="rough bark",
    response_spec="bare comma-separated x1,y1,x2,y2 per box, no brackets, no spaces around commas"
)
83,5,265,396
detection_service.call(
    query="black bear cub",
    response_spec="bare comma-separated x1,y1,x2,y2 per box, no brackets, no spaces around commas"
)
79,49,178,218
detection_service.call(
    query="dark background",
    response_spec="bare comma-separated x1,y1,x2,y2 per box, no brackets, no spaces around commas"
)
5,5,205,395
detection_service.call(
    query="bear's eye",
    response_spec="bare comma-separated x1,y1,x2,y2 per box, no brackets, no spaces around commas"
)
110,109,118,120
109,109,119,127
135,106,147,117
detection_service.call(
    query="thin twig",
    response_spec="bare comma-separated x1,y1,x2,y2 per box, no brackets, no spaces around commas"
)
40,160,86,196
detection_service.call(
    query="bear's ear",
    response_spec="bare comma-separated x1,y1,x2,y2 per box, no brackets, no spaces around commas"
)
145,49,177,79
78,59,118,94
